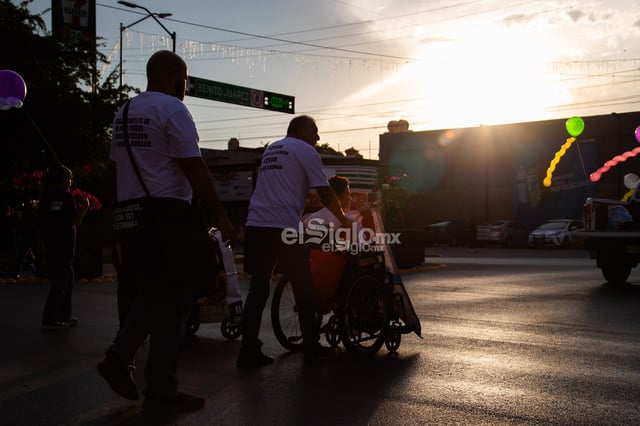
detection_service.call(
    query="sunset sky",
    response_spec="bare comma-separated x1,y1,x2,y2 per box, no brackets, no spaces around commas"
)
21,0,640,158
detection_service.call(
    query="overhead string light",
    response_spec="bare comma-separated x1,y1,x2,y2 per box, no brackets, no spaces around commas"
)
120,29,402,75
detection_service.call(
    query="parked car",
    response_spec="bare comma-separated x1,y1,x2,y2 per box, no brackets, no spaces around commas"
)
424,220,476,247
528,219,584,248
476,220,531,247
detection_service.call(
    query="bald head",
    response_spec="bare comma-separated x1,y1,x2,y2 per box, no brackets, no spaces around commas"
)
146,50,188,100
286,115,320,145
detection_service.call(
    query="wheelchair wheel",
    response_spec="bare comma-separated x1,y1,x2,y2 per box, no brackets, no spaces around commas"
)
325,315,341,347
220,319,241,340
340,274,389,355
271,276,304,351
385,322,402,353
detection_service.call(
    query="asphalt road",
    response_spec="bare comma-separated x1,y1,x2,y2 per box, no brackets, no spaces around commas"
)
1,247,640,425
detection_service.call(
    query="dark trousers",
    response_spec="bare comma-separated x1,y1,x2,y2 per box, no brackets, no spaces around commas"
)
242,226,319,352
42,260,73,324
108,202,198,398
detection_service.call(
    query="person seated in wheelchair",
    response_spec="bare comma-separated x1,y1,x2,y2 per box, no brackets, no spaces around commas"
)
302,176,377,314
303,176,373,246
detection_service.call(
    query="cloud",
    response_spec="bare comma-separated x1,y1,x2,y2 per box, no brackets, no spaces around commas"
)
416,35,455,46
566,7,613,24
566,9,585,22
503,13,535,26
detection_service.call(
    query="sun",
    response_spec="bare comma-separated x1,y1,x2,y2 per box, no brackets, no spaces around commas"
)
406,23,571,129
336,20,573,140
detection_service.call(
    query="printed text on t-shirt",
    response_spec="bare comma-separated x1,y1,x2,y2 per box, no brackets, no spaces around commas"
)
259,144,288,172
113,116,152,147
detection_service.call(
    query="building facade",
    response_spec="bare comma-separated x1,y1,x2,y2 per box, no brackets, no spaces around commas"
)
379,111,640,229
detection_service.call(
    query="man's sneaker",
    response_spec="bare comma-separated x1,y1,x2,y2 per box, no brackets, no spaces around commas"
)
303,344,336,362
236,347,274,369
97,356,139,400
228,301,243,327
41,321,70,331
65,317,78,327
142,392,205,413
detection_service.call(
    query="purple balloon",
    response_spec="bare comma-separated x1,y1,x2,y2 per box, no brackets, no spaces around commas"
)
0,69,27,103
635,125,640,144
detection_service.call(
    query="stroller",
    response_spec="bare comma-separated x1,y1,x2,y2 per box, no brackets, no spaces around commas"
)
185,228,242,341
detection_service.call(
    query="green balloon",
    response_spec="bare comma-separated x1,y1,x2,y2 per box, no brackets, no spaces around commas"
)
565,116,585,137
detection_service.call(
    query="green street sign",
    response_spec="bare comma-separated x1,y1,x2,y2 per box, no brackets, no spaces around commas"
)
187,76,295,114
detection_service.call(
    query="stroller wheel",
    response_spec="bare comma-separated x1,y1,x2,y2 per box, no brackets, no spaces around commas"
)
186,308,200,335
184,309,200,345
220,319,241,340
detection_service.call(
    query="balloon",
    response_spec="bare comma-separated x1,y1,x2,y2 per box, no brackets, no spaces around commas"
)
0,70,27,110
623,173,640,189
622,188,635,201
565,116,584,137
590,146,640,182
543,137,576,187
622,173,640,201
635,125,640,144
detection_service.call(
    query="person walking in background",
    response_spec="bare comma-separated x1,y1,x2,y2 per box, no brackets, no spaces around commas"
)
237,115,353,368
38,164,89,330
98,50,233,413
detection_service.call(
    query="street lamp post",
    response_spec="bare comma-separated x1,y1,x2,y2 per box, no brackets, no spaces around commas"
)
118,1,175,91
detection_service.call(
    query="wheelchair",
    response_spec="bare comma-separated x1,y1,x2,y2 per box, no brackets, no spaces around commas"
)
271,245,420,356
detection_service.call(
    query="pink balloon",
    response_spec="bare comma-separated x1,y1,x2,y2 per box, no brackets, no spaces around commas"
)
590,146,640,182
0,70,27,110
635,125,640,144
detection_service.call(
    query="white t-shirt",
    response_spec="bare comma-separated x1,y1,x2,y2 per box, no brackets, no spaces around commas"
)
303,208,363,241
304,208,362,228
110,91,201,202
246,136,329,229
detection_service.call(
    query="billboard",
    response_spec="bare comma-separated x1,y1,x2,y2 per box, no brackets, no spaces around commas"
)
51,0,96,43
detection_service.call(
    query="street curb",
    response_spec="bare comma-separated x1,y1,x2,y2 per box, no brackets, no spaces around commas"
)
0,254,446,284
399,262,447,274
0,275,118,285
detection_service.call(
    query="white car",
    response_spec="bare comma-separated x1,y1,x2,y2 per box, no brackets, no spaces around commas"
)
528,219,584,248
476,220,531,247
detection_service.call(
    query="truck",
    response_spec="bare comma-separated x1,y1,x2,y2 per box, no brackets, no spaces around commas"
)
574,191,640,284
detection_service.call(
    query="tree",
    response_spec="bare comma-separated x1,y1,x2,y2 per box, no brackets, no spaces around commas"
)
314,143,344,157
0,0,130,205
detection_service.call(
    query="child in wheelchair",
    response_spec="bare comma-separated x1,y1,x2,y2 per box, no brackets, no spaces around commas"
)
303,176,379,311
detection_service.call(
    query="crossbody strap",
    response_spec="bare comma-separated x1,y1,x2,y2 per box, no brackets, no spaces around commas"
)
122,99,151,197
